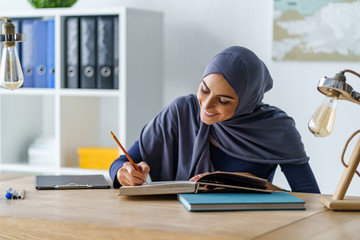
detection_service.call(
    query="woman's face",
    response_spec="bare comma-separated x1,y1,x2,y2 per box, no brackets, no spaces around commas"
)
197,73,239,125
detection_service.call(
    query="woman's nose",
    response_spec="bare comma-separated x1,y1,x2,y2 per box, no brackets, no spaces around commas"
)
203,96,215,109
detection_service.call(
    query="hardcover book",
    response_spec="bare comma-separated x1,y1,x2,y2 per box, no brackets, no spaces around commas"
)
118,172,272,196
177,192,306,211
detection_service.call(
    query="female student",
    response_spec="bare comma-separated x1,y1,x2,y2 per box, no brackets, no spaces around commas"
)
109,46,320,193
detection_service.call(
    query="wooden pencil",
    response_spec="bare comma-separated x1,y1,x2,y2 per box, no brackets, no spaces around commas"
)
110,131,141,172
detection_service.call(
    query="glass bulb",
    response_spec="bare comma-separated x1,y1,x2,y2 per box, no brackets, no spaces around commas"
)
308,95,338,137
0,45,24,90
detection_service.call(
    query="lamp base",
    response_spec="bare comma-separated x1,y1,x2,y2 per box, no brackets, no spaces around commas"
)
320,196,360,210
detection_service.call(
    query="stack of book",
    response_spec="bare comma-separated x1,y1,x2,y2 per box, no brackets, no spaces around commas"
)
118,172,306,212
28,136,56,167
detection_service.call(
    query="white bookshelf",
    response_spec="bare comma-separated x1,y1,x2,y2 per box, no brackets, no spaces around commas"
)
0,7,163,176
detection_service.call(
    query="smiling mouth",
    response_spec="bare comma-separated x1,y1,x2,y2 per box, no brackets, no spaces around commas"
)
203,109,218,117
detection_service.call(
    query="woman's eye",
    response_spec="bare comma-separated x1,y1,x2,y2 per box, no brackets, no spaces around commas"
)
202,86,209,93
218,97,230,105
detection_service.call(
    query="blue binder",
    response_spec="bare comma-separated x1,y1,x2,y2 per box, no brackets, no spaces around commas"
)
11,19,22,64
21,19,35,88
33,20,48,88
47,19,55,88
0,20,3,64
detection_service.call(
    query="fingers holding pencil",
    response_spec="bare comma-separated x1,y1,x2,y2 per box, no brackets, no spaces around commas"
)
118,161,150,186
110,131,150,186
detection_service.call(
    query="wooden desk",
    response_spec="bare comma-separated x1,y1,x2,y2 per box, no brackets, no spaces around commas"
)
0,174,359,240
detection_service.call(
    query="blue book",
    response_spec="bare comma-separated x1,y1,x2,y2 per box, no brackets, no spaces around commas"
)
33,20,48,88
177,192,306,212
47,19,55,88
21,19,35,88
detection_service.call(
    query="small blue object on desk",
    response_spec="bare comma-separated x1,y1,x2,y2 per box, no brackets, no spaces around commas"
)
5,188,14,199
177,191,306,212
5,188,25,200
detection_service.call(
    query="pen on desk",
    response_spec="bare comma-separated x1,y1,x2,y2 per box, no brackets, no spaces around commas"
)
110,131,142,172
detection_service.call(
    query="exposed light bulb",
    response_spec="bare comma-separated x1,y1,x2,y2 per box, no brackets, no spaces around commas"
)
0,45,24,90
308,94,338,137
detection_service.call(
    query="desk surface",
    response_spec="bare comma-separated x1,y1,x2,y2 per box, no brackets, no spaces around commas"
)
0,174,359,240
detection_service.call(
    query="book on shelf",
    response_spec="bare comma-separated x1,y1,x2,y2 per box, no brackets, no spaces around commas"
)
28,136,56,167
118,172,272,196
177,191,306,212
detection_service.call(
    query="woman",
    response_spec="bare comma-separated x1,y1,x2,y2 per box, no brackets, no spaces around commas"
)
109,46,320,193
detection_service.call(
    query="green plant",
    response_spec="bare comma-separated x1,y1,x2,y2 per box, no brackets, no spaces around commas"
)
28,0,77,8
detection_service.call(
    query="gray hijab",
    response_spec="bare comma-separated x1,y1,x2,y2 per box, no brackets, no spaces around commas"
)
139,46,308,181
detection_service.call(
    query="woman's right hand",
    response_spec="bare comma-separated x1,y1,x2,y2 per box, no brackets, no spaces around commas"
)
116,161,150,186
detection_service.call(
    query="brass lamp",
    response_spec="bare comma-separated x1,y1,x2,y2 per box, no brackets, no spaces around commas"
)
309,69,360,210
0,17,25,90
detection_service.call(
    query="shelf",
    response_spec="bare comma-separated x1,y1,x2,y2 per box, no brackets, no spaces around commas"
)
0,88,56,96
0,7,163,176
0,163,109,178
59,89,120,97
0,88,120,97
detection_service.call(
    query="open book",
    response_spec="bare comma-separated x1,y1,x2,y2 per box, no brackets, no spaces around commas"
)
118,172,272,196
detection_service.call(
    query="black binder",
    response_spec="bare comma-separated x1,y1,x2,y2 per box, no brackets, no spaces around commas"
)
113,16,119,89
65,17,80,88
97,16,113,89
80,17,96,89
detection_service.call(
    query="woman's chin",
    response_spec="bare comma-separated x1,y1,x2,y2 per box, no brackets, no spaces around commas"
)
200,116,217,125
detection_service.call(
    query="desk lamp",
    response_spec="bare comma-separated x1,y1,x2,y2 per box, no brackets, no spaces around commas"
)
309,69,360,210
0,17,25,90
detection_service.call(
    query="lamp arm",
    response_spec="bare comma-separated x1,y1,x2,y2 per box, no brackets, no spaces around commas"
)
342,69,360,78
341,129,360,178
332,130,360,201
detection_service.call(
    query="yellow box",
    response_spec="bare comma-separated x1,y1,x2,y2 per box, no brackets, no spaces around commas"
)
78,147,119,170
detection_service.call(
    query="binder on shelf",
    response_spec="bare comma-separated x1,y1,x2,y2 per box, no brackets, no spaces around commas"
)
34,19,48,88
97,16,113,89
0,20,3,62
113,16,119,89
80,17,96,89
65,17,80,88
47,19,55,88
11,19,22,64
21,19,35,88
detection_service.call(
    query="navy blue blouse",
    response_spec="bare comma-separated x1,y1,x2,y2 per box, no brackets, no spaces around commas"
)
109,140,320,193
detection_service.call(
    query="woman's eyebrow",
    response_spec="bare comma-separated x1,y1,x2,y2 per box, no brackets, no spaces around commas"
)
217,94,235,99
201,80,210,90
202,80,235,99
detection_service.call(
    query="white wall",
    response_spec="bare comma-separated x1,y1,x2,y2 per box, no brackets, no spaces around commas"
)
2,0,360,196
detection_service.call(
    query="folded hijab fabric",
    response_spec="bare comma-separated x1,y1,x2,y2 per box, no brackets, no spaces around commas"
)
139,46,309,181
